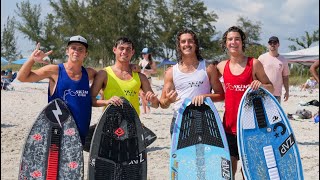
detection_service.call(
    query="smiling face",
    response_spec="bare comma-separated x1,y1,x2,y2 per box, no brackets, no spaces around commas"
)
113,42,135,63
226,31,244,54
179,33,196,56
66,43,87,62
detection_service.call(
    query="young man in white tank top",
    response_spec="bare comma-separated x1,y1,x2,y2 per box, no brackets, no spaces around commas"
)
159,29,225,134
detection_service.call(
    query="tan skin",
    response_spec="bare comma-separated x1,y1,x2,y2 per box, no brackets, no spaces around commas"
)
310,60,319,83
90,42,159,108
216,31,274,178
17,43,96,94
159,33,225,109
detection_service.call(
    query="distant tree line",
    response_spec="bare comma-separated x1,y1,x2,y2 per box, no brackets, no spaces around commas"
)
1,0,318,66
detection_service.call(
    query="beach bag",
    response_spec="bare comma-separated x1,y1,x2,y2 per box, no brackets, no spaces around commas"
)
314,115,319,123
295,109,312,119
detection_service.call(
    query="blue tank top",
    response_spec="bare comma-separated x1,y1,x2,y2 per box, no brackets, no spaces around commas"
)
48,64,92,144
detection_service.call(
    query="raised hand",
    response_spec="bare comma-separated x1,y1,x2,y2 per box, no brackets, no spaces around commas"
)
31,43,53,64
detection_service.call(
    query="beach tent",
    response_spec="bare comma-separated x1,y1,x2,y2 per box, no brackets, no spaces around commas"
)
1,57,9,65
12,58,28,65
157,59,177,68
157,59,177,73
281,45,319,66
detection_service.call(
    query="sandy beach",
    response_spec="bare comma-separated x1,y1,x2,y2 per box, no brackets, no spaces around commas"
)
1,78,319,180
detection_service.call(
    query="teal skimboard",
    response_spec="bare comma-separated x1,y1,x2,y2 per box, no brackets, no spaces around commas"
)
170,97,232,180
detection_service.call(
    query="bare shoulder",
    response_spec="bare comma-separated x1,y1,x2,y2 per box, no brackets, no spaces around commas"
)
252,58,263,67
216,60,228,74
40,64,59,74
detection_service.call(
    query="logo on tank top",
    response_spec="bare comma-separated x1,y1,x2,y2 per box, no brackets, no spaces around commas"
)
225,83,249,92
63,89,89,101
124,90,137,96
188,81,204,87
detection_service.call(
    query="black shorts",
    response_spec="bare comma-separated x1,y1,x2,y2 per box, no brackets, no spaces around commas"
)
226,133,240,160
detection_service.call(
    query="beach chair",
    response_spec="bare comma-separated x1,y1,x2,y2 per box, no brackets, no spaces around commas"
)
1,77,14,91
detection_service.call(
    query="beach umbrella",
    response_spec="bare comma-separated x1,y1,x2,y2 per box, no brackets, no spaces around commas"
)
1,57,9,65
12,58,28,65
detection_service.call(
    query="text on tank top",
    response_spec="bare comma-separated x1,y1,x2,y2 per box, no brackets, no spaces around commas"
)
172,60,211,116
223,57,253,135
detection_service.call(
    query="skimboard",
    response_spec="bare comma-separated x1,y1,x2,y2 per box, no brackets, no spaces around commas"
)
170,97,232,180
18,98,84,179
88,97,147,180
237,87,304,180
84,124,157,152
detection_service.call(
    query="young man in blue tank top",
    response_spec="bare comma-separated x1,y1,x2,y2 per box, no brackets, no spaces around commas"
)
17,35,97,145
159,29,225,135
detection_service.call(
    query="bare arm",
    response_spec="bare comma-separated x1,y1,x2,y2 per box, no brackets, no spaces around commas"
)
90,70,109,107
206,64,225,102
310,60,319,83
86,67,97,83
283,75,289,101
252,59,274,93
139,73,159,108
159,67,178,109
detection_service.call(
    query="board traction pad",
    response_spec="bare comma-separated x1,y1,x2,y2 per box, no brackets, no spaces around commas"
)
88,98,147,180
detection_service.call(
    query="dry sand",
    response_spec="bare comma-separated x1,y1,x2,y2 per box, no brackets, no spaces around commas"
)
1,78,319,179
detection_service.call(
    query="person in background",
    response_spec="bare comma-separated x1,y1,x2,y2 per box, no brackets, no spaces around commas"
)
17,35,97,145
159,28,225,135
138,47,157,114
216,26,274,178
258,36,290,103
300,76,318,91
310,60,319,83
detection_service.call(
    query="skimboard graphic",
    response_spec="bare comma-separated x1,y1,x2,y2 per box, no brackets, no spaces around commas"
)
237,87,304,180
88,97,147,180
84,124,157,152
18,98,84,179
143,126,157,147
170,97,231,180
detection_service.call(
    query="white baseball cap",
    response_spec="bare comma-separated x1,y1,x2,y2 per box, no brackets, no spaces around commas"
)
68,35,88,48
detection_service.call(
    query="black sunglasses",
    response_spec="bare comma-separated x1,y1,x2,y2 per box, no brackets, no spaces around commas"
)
268,41,278,45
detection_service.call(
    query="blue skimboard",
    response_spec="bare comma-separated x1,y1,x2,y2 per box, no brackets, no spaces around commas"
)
170,97,232,180
88,97,147,180
18,98,84,179
237,87,304,180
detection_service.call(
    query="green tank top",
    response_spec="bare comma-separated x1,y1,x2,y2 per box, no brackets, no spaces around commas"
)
103,66,141,115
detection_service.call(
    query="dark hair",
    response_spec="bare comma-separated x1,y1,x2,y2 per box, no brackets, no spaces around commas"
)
220,26,247,52
142,53,153,64
114,37,135,50
175,29,203,62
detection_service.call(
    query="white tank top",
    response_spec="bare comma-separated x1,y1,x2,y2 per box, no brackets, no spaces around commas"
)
172,60,211,116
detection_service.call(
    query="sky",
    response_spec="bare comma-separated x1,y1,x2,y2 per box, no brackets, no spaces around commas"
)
1,0,319,57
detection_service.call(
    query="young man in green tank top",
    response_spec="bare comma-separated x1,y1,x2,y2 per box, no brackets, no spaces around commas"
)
90,37,159,114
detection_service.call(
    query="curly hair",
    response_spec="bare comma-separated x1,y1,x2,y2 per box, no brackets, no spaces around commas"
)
220,26,247,53
175,29,203,63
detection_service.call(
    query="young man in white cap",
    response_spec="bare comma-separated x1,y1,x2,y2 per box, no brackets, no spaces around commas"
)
258,36,290,103
17,35,96,145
